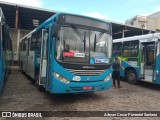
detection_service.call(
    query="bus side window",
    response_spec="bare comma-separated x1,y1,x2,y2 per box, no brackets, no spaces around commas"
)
21,41,24,51
19,43,22,51
8,38,12,51
2,24,6,50
23,40,26,51
123,40,139,57
30,32,36,51
113,42,122,56
123,42,129,57
36,30,42,52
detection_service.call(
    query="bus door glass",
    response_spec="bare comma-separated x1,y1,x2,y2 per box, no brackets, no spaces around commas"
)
143,41,156,82
39,29,48,85
140,43,145,78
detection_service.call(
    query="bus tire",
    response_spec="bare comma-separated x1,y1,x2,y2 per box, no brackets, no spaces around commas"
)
126,69,138,84
35,69,44,91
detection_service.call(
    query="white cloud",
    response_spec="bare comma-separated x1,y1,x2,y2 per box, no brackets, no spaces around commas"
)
82,12,108,20
0,0,42,7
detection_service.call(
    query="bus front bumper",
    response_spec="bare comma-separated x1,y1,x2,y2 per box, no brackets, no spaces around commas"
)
50,78,112,94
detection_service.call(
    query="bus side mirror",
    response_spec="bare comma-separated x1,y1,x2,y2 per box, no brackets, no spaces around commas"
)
52,24,58,37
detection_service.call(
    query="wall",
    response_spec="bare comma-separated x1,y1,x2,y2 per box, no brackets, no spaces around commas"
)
147,13,160,31
10,28,31,63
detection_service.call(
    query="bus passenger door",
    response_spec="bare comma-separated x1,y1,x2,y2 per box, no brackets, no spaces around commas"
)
144,41,156,82
140,43,145,78
39,29,48,86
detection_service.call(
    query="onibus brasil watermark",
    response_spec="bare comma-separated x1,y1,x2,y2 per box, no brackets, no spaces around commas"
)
1,112,42,118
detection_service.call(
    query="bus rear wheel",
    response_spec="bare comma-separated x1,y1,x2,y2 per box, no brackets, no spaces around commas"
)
126,69,138,84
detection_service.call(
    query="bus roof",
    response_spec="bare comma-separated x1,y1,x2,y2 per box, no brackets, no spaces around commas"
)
113,33,160,43
19,12,112,42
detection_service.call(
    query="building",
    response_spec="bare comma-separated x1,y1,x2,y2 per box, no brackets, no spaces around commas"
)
125,11,160,31
125,15,147,29
147,11,160,31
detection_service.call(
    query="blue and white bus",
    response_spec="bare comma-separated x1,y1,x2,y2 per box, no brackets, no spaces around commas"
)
113,33,160,84
19,13,113,94
0,8,13,94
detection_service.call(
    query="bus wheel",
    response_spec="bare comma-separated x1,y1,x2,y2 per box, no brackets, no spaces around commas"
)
126,69,137,84
35,70,44,91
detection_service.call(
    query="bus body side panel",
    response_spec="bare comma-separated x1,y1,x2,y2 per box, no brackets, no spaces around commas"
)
155,54,160,84
5,50,10,77
0,33,2,93
120,58,140,79
0,51,5,94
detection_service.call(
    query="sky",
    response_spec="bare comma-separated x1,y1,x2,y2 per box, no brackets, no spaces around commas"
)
0,0,160,23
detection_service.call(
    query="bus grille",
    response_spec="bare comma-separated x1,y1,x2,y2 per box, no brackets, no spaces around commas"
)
66,69,106,76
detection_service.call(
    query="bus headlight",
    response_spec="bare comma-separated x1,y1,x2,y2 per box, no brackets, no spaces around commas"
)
54,72,70,84
104,74,112,82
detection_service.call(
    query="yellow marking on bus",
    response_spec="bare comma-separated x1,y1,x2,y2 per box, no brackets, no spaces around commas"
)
118,57,126,71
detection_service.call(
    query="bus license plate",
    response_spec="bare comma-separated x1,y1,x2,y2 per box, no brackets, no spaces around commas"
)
82,86,92,90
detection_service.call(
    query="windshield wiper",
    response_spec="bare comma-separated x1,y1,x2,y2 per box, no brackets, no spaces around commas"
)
84,32,86,51
71,25,86,51
94,34,96,52
93,32,104,52
71,25,84,42
96,32,104,43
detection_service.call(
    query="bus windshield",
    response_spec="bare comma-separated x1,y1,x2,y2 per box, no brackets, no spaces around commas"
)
55,26,112,64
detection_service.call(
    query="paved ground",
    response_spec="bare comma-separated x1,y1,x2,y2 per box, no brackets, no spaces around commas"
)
0,67,160,120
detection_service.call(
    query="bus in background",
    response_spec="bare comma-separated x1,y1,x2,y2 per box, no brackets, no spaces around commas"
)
113,33,160,84
19,13,113,94
0,8,13,94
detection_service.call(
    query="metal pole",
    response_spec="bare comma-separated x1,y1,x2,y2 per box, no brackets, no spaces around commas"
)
15,5,19,30
122,30,124,38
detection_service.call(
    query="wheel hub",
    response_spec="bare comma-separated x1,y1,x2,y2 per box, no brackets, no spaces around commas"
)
129,73,136,81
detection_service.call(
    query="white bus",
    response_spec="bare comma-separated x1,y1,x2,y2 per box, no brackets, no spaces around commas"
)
113,33,160,84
